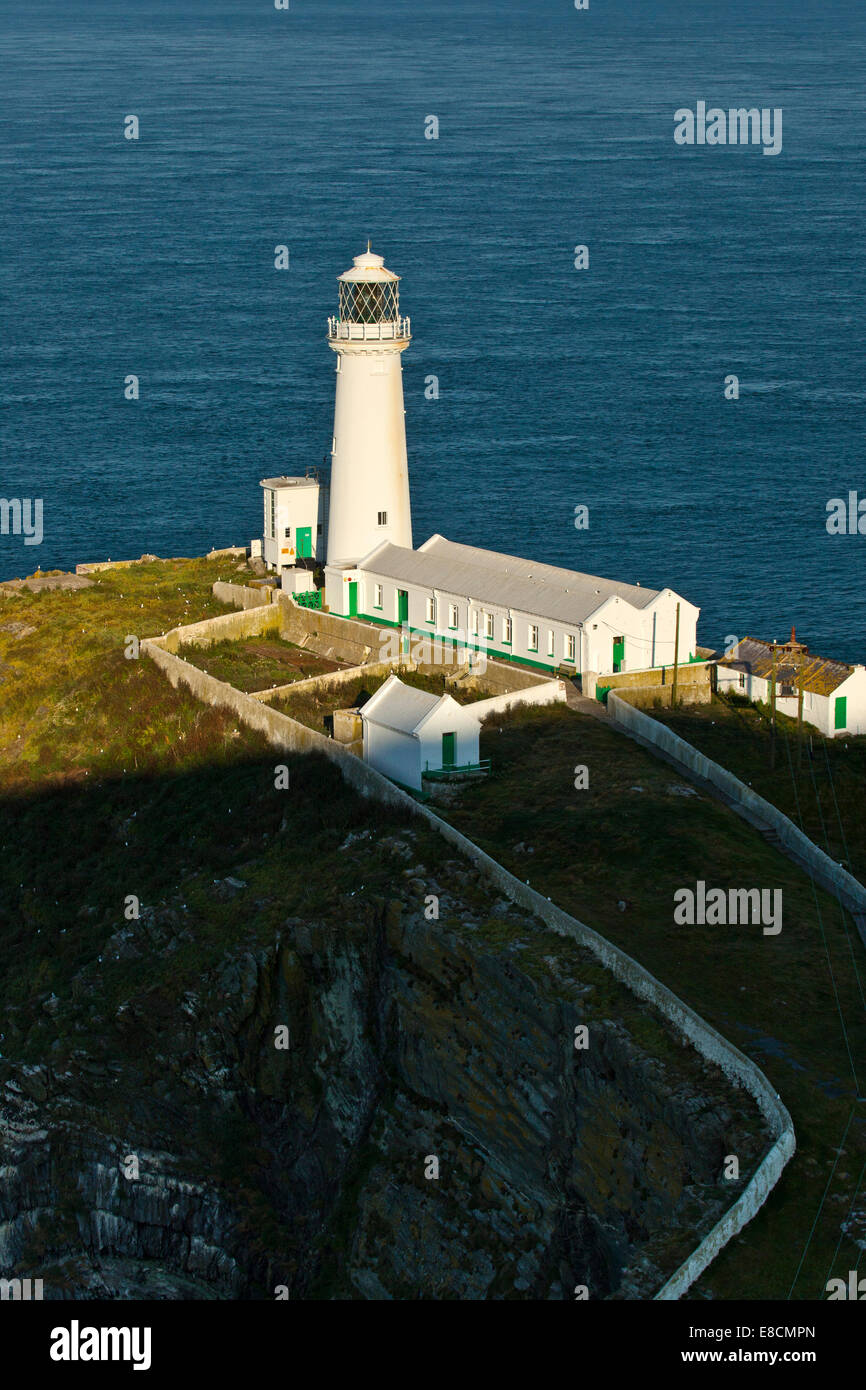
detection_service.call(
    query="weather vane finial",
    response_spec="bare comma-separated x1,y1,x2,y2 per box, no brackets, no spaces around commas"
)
367,238,372,253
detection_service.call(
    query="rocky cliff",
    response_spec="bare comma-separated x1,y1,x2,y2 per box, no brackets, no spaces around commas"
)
0,815,769,1300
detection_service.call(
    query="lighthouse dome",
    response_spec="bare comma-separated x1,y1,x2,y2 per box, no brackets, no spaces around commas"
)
336,245,400,323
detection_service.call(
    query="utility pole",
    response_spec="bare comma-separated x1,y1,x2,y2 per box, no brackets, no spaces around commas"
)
797,644,805,768
769,640,777,770
671,602,681,710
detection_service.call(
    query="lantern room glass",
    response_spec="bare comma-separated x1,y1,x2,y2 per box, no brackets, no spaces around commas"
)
339,279,399,324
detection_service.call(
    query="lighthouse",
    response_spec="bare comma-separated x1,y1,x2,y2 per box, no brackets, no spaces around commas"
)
325,246,413,568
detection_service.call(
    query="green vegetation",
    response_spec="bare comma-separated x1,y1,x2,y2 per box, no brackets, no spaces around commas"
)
179,635,342,693
0,556,247,791
652,692,866,882
273,666,494,732
436,701,866,1301
0,562,832,1299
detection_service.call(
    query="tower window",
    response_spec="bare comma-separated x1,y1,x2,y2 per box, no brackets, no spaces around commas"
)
317,523,323,534
284,526,291,539
377,511,388,526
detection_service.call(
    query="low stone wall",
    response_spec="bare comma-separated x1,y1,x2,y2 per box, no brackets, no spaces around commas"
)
471,679,567,721
159,604,281,656
613,683,713,710
252,658,410,706
143,633,796,1300
588,661,712,704
608,692,866,923
212,581,272,611
275,599,383,665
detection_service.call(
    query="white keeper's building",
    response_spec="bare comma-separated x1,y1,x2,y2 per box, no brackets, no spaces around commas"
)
325,534,697,678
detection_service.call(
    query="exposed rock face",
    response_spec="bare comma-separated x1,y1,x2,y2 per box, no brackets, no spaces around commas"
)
0,837,768,1300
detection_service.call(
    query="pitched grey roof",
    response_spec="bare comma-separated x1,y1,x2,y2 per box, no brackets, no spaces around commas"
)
361,675,443,735
357,534,659,626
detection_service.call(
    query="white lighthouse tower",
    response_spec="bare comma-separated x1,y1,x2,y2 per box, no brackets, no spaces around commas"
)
325,245,413,568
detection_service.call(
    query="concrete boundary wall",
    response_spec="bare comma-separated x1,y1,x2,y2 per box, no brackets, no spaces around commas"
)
609,692,866,920
212,581,273,611
251,659,413,705
471,680,567,721
143,632,795,1300
160,605,281,655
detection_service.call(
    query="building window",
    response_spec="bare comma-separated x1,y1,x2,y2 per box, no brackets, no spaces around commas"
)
378,510,388,526
503,616,512,645
484,612,494,640
284,526,291,539
317,523,323,535
528,624,539,652
449,603,459,629
547,630,555,657
426,596,436,624
267,490,275,539
470,609,478,636
374,583,383,609
565,634,576,663
738,673,746,689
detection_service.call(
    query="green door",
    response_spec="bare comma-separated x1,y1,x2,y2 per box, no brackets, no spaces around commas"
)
347,581,358,617
397,589,409,623
296,526,312,558
442,732,456,768
612,636,625,673
835,696,847,730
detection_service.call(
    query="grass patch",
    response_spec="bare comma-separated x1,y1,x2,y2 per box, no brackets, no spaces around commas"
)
433,701,866,1300
652,693,866,884
178,636,343,693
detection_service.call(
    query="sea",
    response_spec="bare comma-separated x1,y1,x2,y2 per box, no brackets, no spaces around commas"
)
2,0,865,660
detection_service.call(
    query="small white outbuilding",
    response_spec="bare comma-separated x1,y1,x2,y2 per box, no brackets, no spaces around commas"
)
361,674,481,791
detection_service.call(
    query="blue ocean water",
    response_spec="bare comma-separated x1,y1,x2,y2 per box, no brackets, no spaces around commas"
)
1,0,864,659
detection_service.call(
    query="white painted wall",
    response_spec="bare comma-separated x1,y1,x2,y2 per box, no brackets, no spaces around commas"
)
262,481,327,570
362,695,479,788
327,341,412,567
331,569,584,671
363,720,423,789
470,681,567,720
582,592,699,677
417,700,480,774
329,564,697,679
